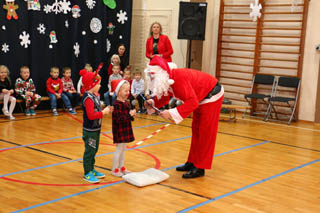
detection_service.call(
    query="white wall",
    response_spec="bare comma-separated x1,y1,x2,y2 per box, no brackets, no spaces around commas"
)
131,0,189,70
299,0,320,121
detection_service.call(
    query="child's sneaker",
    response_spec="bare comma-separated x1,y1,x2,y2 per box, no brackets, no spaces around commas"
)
120,166,131,175
9,115,15,120
83,171,100,183
2,108,10,116
92,169,105,178
25,109,31,116
111,168,123,177
30,108,36,115
52,109,58,116
68,108,76,115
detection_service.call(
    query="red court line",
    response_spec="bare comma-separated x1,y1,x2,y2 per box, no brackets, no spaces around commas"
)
1,142,161,187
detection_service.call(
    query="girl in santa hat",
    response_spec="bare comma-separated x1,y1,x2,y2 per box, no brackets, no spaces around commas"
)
110,79,136,177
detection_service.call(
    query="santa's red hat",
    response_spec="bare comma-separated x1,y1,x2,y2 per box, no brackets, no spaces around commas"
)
111,79,128,95
145,56,176,85
80,69,101,91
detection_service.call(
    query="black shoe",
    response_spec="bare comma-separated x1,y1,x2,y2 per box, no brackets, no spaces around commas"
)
176,162,194,172
182,167,205,179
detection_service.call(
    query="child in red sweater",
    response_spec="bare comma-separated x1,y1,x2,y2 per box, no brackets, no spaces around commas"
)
46,67,76,116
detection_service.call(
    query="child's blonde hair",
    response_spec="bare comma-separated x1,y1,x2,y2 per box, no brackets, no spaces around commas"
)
50,66,59,73
110,54,121,65
20,66,29,73
84,63,93,72
0,65,11,83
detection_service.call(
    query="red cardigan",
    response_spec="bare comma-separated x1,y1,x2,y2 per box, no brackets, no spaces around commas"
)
146,35,173,62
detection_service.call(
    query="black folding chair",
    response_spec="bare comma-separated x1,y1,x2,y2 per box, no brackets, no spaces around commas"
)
265,76,301,125
243,74,276,119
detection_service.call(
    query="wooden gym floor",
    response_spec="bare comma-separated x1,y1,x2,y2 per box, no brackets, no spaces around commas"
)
0,109,320,212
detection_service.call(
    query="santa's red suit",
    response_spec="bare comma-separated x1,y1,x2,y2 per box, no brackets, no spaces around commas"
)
146,57,224,170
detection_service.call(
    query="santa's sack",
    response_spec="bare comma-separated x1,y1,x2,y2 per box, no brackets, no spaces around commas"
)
122,168,169,187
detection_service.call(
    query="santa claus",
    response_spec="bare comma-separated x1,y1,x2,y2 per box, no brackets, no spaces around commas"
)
144,56,224,178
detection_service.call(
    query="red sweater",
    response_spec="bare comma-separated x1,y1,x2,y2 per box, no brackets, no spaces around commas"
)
146,35,173,62
46,77,63,95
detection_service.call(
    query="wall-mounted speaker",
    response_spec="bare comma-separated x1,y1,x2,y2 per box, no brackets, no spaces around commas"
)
178,2,207,40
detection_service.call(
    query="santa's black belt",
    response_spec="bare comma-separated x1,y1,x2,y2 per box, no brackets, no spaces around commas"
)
203,82,221,100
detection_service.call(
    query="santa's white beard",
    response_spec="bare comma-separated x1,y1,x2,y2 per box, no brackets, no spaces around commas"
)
145,70,170,99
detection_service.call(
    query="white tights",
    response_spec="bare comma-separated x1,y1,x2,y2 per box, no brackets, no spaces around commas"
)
112,143,126,171
0,93,16,116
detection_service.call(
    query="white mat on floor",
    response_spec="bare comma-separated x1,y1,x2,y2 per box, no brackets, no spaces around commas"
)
122,168,169,187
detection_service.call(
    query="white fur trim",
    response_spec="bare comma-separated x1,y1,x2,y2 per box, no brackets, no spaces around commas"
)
168,62,177,69
115,80,128,95
169,108,184,124
200,86,224,105
168,79,174,85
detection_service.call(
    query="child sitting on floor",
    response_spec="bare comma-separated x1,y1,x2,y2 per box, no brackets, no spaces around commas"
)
46,67,76,116
15,66,41,116
61,67,80,110
0,65,16,120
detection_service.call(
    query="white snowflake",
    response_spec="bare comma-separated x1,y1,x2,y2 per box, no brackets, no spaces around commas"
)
291,0,299,12
90,18,102,33
19,31,31,48
86,0,96,10
51,0,62,14
250,0,262,21
2,25,6,30
43,4,52,14
74,42,80,58
37,23,46,34
60,0,71,14
49,44,53,49
119,35,123,39
2,43,9,53
117,10,128,24
65,20,69,28
93,40,98,44
106,39,111,53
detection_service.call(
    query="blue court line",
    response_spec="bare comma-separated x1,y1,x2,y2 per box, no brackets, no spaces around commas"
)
0,135,190,178
177,158,320,213
0,122,166,151
162,141,270,172
10,141,269,212
12,180,126,213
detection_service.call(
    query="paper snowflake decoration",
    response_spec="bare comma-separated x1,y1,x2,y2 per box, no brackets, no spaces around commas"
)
60,0,71,14
19,31,31,48
2,43,9,53
44,4,52,13
74,42,80,58
93,40,98,44
90,18,102,33
37,23,46,34
106,39,111,53
117,10,128,24
51,0,62,14
2,25,6,30
250,0,262,21
86,0,96,10
65,20,69,28
291,0,299,12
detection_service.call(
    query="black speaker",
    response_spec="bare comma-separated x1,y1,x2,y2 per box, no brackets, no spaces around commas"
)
178,2,207,40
